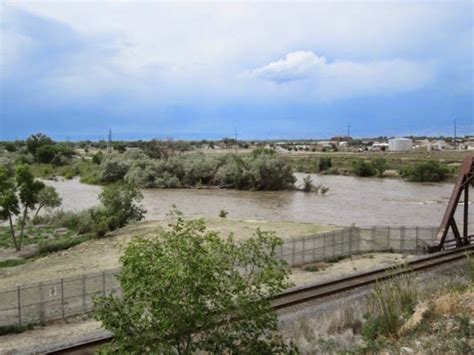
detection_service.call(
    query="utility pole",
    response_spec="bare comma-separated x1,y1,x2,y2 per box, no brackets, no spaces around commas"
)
108,129,112,153
234,127,238,153
347,122,351,138
454,118,457,150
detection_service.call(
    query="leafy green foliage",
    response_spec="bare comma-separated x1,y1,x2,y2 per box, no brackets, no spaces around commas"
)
318,157,332,172
0,258,28,268
35,144,73,165
94,216,297,354
26,133,54,156
0,164,47,250
99,182,146,229
33,186,62,219
0,324,35,336
372,158,387,177
400,160,449,182
100,158,129,183
38,234,90,254
302,175,313,192
101,152,296,191
92,151,104,164
352,160,377,177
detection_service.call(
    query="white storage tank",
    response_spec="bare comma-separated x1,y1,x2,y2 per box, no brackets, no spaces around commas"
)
388,138,413,151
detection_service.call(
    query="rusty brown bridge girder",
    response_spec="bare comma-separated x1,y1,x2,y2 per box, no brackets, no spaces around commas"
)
430,156,474,252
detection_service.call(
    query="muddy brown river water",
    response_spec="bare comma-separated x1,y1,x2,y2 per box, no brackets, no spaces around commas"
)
43,174,473,228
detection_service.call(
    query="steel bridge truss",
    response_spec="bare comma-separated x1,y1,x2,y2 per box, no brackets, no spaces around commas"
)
430,156,474,252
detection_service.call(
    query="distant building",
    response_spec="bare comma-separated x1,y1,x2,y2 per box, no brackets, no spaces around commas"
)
371,142,389,151
388,138,413,151
428,140,450,151
331,136,352,142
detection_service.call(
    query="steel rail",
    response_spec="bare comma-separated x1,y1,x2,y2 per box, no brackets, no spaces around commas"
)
44,245,473,354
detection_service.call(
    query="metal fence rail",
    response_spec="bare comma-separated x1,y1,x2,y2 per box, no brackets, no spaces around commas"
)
0,225,450,327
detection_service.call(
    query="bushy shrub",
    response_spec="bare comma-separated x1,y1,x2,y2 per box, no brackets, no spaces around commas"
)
100,158,129,183
352,160,377,177
318,157,332,172
372,158,387,177
92,151,103,164
99,151,295,191
99,182,146,229
400,160,449,182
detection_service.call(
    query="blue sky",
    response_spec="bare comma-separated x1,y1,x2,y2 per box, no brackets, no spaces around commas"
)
0,1,472,140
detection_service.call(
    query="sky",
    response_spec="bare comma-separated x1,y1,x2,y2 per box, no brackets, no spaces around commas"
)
0,0,472,141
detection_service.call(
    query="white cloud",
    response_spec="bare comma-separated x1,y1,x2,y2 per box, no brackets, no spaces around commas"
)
1,1,469,103
248,51,436,100
248,51,327,82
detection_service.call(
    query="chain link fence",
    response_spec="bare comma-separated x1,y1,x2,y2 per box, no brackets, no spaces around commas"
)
0,225,447,327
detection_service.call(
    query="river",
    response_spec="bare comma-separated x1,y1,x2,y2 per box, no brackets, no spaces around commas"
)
43,174,473,228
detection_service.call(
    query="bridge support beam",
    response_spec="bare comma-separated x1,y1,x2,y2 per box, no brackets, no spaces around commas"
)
430,156,473,252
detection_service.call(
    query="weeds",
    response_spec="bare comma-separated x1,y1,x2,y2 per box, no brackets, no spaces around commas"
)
0,259,28,268
0,324,35,336
38,235,90,255
466,252,474,282
362,271,417,341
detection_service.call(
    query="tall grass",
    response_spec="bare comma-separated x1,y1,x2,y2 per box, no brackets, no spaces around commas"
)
362,269,417,341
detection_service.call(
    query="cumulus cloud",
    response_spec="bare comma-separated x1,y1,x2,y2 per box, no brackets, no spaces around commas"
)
248,51,327,82
248,51,436,99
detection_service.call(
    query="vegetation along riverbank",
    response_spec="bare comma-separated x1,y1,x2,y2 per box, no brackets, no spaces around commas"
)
1,134,470,188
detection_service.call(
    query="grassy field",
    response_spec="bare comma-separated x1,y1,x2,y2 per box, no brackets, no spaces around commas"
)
0,218,337,289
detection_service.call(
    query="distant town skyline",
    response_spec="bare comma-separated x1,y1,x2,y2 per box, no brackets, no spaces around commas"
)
1,1,473,140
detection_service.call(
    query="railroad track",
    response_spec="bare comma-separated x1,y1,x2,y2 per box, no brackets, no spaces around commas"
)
45,245,473,354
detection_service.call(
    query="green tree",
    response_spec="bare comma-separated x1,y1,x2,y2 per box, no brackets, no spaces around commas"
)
0,166,20,250
33,186,62,219
0,165,44,250
26,133,54,156
4,142,17,152
99,182,146,229
94,216,297,354
15,165,45,250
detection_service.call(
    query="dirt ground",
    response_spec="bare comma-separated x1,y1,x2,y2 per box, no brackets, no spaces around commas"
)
0,251,417,354
290,252,417,287
0,218,337,290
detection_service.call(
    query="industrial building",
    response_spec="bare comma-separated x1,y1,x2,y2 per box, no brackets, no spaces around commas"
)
388,138,413,151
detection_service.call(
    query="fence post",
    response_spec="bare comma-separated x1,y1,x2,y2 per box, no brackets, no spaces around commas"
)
348,227,353,255
102,271,106,296
39,282,45,323
323,234,326,260
332,232,336,257
302,236,306,264
61,278,65,320
17,286,21,326
415,227,419,253
371,226,376,251
400,226,406,254
387,226,391,250
357,227,361,254
82,275,87,314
